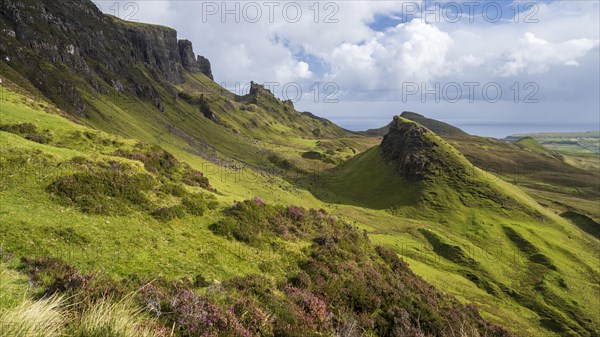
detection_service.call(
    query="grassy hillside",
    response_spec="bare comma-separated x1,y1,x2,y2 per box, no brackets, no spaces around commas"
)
0,85,522,337
315,117,600,336
2,80,599,336
510,131,600,156
514,137,561,158
1,1,599,335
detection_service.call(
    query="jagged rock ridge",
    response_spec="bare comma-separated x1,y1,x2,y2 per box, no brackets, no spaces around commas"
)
178,40,213,80
380,117,441,181
0,0,213,113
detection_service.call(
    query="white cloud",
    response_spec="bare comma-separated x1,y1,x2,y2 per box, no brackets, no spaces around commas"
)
499,32,599,76
324,20,453,92
98,0,600,134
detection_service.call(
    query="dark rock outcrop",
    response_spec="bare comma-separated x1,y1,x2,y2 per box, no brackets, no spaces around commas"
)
196,55,213,80
178,40,213,80
178,40,199,73
0,0,214,114
121,23,185,84
380,117,440,181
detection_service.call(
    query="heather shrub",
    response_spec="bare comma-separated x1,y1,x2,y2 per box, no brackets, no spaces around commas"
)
267,154,293,170
209,201,273,244
170,289,251,337
25,133,52,144
252,196,265,205
225,274,275,300
0,122,38,134
182,194,208,216
284,286,331,331
151,205,187,222
160,183,188,197
10,252,510,337
181,169,211,189
114,146,212,190
287,206,305,221
0,122,52,144
229,297,272,336
18,257,90,294
115,146,178,176
211,200,336,244
46,160,154,215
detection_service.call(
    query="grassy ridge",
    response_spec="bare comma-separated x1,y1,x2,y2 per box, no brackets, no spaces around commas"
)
0,5,599,334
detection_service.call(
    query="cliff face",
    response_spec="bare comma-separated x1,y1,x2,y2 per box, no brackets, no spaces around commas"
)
178,40,213,80
380,117,439,181
0,0,213,113
196,55,213,80
122,23,185,84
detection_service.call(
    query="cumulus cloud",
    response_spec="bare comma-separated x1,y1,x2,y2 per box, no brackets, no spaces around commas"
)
97,0,600,135
324,20,453,91
499,32,599,76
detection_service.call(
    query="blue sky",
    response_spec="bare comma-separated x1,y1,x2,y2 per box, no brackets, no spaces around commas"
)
97,0,600,138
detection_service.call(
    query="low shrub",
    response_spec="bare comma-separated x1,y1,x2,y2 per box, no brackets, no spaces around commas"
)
301,151,325,160
181,169,211,189
267,154,293,170
287,206,305,221
170,289,251,337
0,122,37,134
46,161,154,215
160,183,188,198
1,122,52,144
114,146,212,191
151,205,187,222
182,199,204,218
209,201,272,244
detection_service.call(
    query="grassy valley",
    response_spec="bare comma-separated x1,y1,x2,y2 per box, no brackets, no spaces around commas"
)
0,1,599,336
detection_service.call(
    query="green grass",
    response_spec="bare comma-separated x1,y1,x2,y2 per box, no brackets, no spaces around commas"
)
318,146,423,209
1,52,599,336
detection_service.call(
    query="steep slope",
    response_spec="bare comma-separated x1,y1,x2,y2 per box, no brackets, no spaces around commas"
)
0,0,371,179
321,116,600,336
361,111,468,137
0,85,515,337
389,111,599,220
323,116,538,220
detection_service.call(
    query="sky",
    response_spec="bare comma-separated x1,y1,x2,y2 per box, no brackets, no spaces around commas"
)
96,0,600,138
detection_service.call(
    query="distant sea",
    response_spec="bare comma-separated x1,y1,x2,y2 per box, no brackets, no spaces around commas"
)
340,120,600,140
452,123,600,139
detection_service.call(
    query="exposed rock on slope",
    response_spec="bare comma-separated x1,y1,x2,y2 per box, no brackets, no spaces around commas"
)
178,39,213,79
196,55,213,80
380,117,439,181
380,116,468,182
0,0,212,113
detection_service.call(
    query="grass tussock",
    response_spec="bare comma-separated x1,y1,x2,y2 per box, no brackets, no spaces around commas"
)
0,295,65,337
71,296,163,337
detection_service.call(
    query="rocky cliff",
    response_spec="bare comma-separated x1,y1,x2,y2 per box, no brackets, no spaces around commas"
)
0,0,213,113
380,116,472,182
178,39,213,80
380,117,441,181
